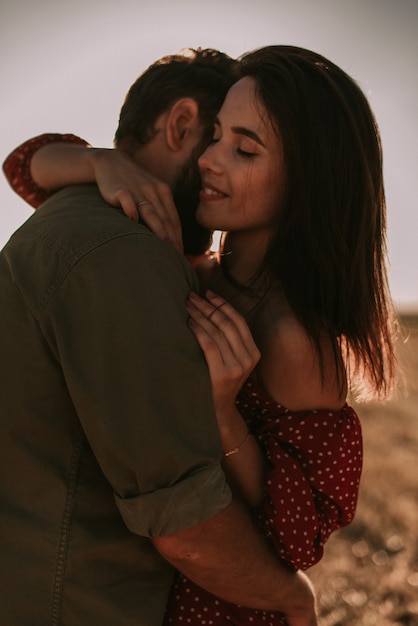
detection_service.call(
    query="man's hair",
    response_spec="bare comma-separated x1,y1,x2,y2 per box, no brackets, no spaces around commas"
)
114,48,239,147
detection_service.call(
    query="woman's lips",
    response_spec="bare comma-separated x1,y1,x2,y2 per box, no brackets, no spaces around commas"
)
199,183,228,201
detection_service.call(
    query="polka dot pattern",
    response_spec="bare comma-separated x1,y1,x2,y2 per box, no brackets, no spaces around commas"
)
164,380,362,625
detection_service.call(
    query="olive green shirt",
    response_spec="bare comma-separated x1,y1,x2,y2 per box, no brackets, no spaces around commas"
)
0,185,231,625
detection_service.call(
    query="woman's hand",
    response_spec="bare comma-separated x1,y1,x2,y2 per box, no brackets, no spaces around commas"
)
186,291,260,420
187,290,264,508
88,148,183,252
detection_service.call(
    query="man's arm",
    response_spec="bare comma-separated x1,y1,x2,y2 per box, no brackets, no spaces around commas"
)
40,230,316,625
153,499,317,626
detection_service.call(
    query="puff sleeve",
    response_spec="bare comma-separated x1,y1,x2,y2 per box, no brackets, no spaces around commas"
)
3,133,89,208
237,381,363,570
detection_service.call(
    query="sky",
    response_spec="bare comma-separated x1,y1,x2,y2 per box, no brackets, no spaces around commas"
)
1,0,417,310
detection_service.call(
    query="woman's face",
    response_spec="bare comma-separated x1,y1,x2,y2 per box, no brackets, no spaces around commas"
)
196,77,286,237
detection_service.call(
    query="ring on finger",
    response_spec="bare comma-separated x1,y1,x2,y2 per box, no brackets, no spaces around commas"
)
207,301,226,320
136,200,152,209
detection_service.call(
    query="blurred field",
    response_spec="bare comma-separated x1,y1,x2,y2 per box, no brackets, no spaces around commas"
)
307,314,418,625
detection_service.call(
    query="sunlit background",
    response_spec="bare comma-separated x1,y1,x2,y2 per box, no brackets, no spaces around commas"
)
1,0,417,310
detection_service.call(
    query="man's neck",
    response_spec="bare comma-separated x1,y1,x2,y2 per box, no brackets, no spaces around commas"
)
119,136,176,188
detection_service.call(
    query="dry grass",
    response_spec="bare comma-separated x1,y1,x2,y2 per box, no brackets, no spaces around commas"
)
307,314,418,626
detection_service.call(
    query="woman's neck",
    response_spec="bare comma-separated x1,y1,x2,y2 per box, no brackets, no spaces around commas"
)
221,230,270,284
193,229,277,320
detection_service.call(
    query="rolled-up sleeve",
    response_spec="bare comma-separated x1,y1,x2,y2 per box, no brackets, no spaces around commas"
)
116,464,230,537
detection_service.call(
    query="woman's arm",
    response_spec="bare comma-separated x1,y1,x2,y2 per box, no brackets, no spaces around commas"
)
3,134,182,251
186,291,363,571
186,290,266,508
251,396,363,569
3,134,89,208
31,142,97,191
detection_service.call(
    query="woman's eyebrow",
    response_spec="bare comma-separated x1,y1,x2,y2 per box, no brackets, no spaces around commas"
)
231,126,265,147
214,117,265,147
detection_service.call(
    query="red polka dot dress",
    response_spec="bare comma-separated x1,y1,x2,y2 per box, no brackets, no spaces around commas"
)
164,380,363,625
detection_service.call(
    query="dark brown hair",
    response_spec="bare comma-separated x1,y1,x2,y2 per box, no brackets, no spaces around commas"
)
114,48,239,148
114,48,239,256
237,45,396,399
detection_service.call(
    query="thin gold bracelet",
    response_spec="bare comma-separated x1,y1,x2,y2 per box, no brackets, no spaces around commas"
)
223,430,251,458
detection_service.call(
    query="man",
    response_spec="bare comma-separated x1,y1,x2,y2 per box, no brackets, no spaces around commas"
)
0,49,316,625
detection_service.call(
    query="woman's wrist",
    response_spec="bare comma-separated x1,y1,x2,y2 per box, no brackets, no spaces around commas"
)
217,408,251,455
85,147,111,180
218,413,265,508
223,430,252,458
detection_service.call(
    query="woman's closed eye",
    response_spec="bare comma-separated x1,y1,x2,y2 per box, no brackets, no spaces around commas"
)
237,147,257,158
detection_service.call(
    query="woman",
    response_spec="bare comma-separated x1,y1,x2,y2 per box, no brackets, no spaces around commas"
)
3,46,397,625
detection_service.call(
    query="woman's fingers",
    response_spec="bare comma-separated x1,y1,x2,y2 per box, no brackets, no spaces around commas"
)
114,188,140,221
125,183,182,253
190,292,260,362
92,149,183,252
187,292,260,375
187,311,227,372
186,292,260,418
132,181,183,253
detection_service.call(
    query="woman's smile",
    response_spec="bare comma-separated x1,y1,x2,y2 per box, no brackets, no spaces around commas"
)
199,181,228,201
196,77,286,239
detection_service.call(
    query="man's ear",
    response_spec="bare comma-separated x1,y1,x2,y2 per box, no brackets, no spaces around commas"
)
166,98,201,151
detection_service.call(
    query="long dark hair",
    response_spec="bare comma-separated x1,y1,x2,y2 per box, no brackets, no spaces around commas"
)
237,45,396,399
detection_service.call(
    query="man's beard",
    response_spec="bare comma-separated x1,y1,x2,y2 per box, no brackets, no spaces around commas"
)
173,146,213,256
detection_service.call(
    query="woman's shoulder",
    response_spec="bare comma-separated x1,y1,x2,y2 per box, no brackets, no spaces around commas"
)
253,298,347,411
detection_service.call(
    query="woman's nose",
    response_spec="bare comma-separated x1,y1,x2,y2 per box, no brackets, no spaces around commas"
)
198,142,221,173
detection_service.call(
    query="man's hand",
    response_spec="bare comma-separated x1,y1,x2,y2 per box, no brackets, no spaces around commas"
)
285,571,317,626
153,500,318,624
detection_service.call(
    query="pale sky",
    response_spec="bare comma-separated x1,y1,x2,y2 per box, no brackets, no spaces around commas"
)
1,0,417,310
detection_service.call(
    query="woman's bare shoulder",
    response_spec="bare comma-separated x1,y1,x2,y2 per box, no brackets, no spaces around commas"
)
253,301,347,411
